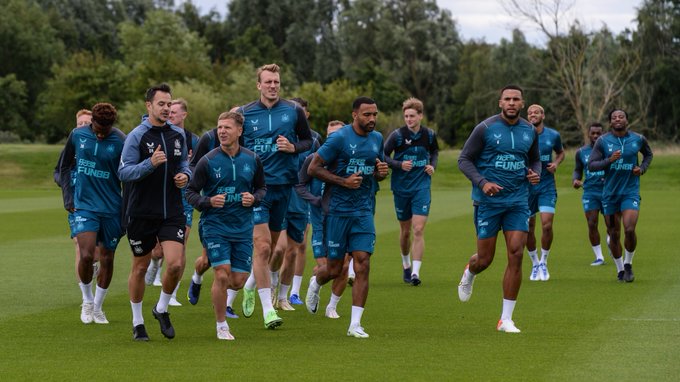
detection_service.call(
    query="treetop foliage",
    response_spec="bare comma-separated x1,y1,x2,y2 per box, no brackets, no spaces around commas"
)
0,0,677,145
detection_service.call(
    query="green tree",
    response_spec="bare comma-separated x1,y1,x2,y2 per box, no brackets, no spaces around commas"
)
36,52,135,142
0,74,29,140
634,0,680,141
295,79,368,135
0,0,64,139
119,9,214,94
337,0,461,136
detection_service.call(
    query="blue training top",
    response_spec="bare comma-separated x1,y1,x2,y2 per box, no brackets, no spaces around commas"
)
588,131,653,199
315,124,384,217
573,144,605,195
58,125,126,215
186,146,266,241
531,126,563,193
384,125,439,195
458,114,541,206
239,99,313,185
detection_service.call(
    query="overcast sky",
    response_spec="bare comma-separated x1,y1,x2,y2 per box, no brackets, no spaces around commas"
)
185,0,642,45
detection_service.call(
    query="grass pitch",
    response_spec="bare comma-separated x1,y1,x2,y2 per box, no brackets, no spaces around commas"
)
0,145,679,381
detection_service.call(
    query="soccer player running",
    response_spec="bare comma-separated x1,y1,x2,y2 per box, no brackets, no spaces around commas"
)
305,97,389,338
186,111,266,340
588,109,652,282
457,85,541,333
525,104,564,281
573,122,607,266
237,63,313,329
55,110,101,285
119,84,192,341
58,103,125,325
384,97,439,286
145,98,199,306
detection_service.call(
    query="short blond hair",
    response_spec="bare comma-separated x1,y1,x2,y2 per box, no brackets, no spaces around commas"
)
528,104,544,114
171,98,188,112
76,109,92,119
257,63,280,82
218,111,244,127
402,97,424,114
327,120,345,128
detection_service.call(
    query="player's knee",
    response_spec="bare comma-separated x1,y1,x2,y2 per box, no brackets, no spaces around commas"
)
165,262,183,277
541,221,553,233
623,225,636,237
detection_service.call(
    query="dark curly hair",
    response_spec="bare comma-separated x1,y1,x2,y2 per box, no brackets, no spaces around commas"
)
92,103,117,127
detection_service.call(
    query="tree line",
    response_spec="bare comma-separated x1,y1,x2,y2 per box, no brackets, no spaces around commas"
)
1,0,678,146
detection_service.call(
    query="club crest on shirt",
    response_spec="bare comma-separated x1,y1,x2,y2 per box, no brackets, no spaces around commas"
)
281,114,289,123
243,163,252,174
523,132,530,141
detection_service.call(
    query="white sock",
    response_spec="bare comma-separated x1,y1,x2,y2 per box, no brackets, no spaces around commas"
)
258,288,274,315
464,268,475,282
93,285,107,311
80,281,94,303
327,293,341,310
412,260,422,276
614,256,624,272
217,320,229,330
156,291,172,313
348,258,355,278
291,275,303,296
244,272,256,290
592,244,604,261
226,289,238,307
171,281,180,299
624,250,635,265
131,301,144,326
148,258,159,271
350,305,364,327
270,271,279,289
309,276,321,293
401,254,411,269
192,270,203,284
501,298,516,321
278,284,290,300
540,249,550,265
527,250,539,266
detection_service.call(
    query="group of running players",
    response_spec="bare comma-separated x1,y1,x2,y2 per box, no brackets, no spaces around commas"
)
57,65,652,340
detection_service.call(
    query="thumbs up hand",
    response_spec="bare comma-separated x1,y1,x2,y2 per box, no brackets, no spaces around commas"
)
151,144,167,167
